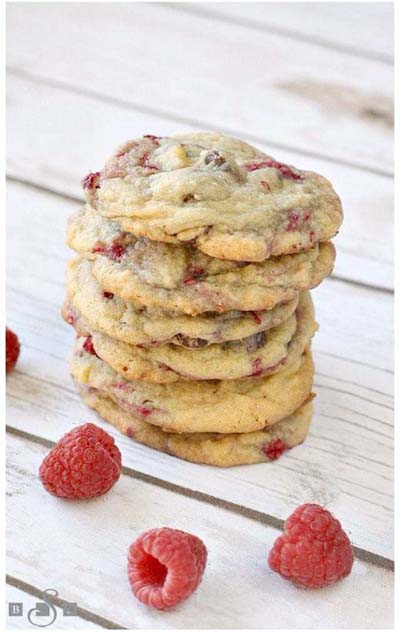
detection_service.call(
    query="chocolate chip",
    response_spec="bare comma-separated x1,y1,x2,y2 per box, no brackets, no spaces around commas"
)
204,150,226,167
246,331,266,353
175,334,208,349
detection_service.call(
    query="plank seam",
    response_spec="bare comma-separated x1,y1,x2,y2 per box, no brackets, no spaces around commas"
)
312,382,394,410
6,175,394,296
7,66,393,178
7,174,82,204
164,3,393,66
315,350,394,375
6,425,394,571
315,371,393,397
6,575,126,630
329,274,393,295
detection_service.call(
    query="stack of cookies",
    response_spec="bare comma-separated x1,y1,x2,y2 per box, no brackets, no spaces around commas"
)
63,133,342,467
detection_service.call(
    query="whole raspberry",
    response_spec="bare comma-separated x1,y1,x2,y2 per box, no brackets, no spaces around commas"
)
6,327,20,373
268,503,354,588
127,527,207,610
39,423,122,499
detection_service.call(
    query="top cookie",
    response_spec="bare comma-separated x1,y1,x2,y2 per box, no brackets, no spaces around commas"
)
83,132,343,262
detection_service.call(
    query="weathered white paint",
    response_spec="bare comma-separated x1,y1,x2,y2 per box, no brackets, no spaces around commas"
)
6,181,393,559
6,3,393,628
6,76,394,289
188,2,394,61
6,435,394,629
6,2,393,173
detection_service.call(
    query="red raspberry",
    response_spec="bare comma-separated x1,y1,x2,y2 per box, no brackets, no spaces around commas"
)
143,134,161,146
6,327,20,373
250,311,262,325
92,243,127,261
263,438,287,460
268,503,354,588
81,171,101,190
244,159,302,181
140,152,158,170
286,210,301,231
82,335,98,357
183,266,205,285
39,423,121,499
135,405,152,417
250,358,263,376
127,527,207,610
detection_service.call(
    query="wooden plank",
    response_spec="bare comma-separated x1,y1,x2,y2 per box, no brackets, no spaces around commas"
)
6,76,393,290
6,181,393,558
6,434,394,629
6,2,393,174
6,585,104,630
183,2,394,62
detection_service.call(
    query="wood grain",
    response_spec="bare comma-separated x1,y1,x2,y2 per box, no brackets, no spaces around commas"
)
6,4,393,625
6,75,394,290
6,2,393,174
180,2,394,62
6,180,393,559
6,434,394,629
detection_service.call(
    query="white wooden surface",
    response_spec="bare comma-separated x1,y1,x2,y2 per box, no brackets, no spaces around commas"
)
6,433,393,630
6,2,394,629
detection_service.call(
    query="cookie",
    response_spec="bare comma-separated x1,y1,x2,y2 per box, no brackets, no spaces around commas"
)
73,293,316,383
64,258,300,347
71,343,314,433
68,206,335,315
82,132,342,262
78,386,313,467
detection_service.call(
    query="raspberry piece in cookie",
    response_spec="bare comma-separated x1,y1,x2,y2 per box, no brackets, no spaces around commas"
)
143,134,161,146
81,171,101,190
82,335,98,357
268,503,354,588
263,438,288,460
92,242,127,261
127,527,207,609
244,158,302,181
6,327,20,373
183,266,205,285
39,423,121,498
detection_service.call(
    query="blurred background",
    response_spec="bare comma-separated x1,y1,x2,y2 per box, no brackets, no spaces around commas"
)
7,1,393,288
